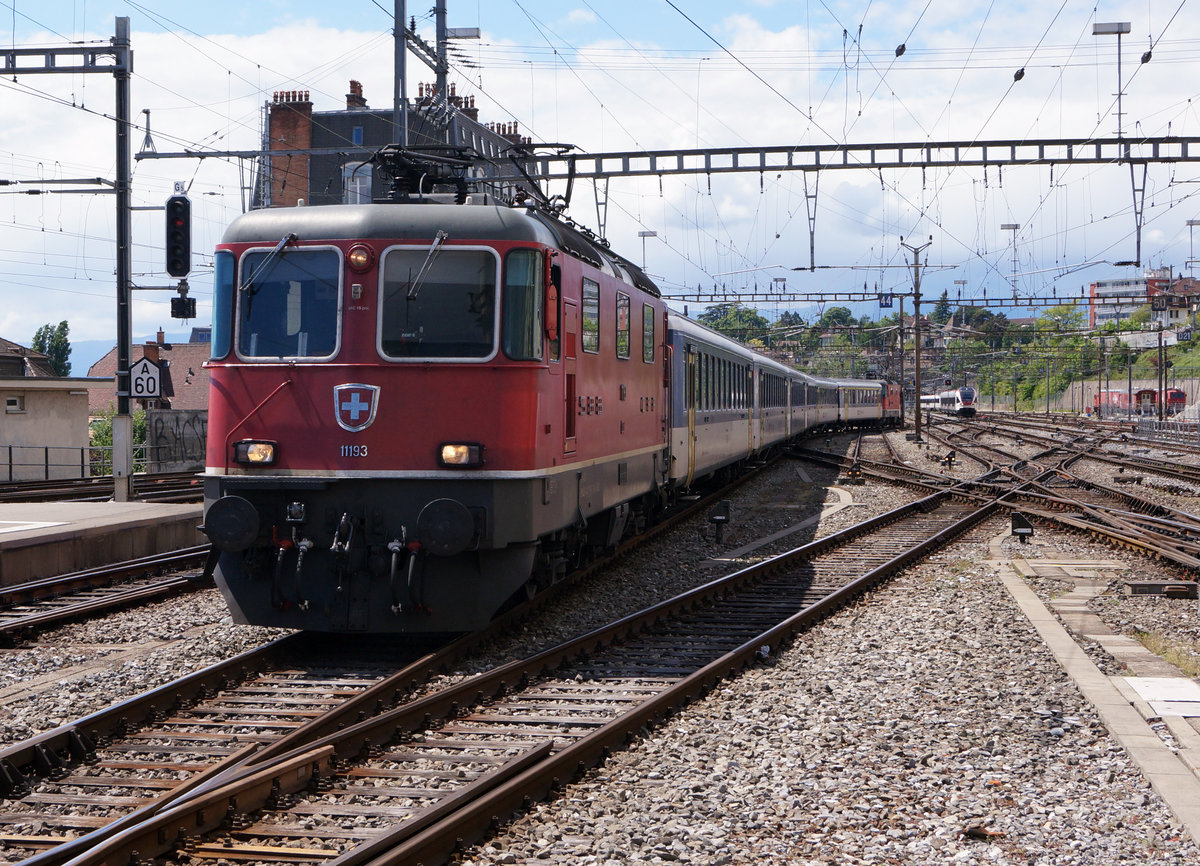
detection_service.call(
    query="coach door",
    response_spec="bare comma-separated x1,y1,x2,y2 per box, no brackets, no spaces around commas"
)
746,365,755,458
563,299,578,454
684,345,697,486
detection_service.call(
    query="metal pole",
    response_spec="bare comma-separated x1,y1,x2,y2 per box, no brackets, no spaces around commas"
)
1159,326,1165,422
1045,336,1051,416
1128,347,1133,421
435,0,451,145
394,0,408,147
990,342,995,412
902,237,931,441
1116,30,1124,139
898,295,905,426
113,17,133,502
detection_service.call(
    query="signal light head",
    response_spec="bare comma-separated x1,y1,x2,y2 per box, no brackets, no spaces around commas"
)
165,195,191,278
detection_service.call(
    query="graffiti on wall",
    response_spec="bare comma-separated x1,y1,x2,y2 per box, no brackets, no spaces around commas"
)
148,410,207,472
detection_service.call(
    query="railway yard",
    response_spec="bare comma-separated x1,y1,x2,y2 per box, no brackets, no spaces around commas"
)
1,417,1200,864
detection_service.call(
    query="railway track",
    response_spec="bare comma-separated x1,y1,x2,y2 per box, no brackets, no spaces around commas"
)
0,547,212,645
0,481,995,866
888,427,1200,571
0,471,202,504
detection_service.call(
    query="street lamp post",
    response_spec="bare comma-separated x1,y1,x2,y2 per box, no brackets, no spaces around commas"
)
1093,22,1132,138
1001,224,1020,299
1188,219,1200,278
637,230,657,270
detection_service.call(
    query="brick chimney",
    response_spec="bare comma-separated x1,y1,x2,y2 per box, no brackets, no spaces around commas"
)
268,90,313,208
346,80,367,109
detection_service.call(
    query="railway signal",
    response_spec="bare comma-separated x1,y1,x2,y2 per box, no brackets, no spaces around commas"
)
165,194,191,277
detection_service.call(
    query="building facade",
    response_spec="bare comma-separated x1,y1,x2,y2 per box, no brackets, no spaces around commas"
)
1088,268,1199,332
259,80,530,208
1,339,99,481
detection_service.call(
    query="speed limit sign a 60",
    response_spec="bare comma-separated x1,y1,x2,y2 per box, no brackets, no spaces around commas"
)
130,357,161,398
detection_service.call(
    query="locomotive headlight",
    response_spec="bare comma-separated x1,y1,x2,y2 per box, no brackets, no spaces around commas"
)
234,439,277,465
439,442,484,467
347,244,375,273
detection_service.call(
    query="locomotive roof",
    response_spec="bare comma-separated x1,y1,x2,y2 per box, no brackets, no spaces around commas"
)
222,202,559,245
220,202,661,297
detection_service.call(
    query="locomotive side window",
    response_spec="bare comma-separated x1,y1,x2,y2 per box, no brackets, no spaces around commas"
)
380,247,497,359
211,251,235,360
237,248,340,359
501,249,543,361
616,293,630,359
581,279,600,353
642,304,655,363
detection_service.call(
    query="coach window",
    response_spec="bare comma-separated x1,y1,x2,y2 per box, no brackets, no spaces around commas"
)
642,304,655,362
616,292,630,359
237,247,339,359
501,249,543,361
582,278,600,353
211,250,234,359
381,247,496,359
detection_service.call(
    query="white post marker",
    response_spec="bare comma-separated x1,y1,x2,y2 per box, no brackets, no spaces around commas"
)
129,357,161,399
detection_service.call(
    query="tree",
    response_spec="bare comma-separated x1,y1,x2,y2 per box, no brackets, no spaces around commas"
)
31,321,71,376
89,406,147,474
696,303,770,342
814,306,854,329
932,290,952,325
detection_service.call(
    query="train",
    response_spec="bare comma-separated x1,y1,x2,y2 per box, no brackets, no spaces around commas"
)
920,386,977,418
199,191,901,634
1094,388,1186,416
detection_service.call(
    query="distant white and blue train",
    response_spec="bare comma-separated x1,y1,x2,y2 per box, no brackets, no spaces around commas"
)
920,386,977,418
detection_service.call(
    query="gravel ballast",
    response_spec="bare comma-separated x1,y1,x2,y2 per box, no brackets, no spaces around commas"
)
459,523,1200,865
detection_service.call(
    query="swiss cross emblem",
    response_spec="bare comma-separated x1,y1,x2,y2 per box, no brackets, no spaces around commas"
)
334,383,380,432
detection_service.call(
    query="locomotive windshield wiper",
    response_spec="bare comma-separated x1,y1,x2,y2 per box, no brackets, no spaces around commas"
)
239,233,298,299
405,230,448,300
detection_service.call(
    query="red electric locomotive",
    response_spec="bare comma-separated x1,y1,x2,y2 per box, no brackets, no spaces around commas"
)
201,192,669,633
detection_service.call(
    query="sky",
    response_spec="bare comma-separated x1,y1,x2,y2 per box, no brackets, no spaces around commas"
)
2,0,1200,370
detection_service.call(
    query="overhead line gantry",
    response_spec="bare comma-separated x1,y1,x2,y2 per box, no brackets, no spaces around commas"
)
142,135,1200,271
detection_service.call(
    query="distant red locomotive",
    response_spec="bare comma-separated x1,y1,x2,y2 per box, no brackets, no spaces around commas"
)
200,157,901,634
1132,387,1188,416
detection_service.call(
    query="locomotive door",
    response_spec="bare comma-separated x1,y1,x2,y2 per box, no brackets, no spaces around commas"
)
563,299,578,454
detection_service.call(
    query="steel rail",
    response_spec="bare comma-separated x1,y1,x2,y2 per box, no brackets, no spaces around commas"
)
54,489,995,865
0,546,212,642
0,458,784,864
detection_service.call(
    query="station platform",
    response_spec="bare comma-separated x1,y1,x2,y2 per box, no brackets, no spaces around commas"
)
0,501,205,587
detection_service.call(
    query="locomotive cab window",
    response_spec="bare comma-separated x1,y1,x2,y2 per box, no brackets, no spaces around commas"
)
380,246,497,360
616,293,631,359
642,304,655,363
502,249,543,361
236,247,340,359
581,279,600,354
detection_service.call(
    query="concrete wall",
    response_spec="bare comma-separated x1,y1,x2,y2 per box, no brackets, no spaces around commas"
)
1,381,92,480
147,409,208,472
